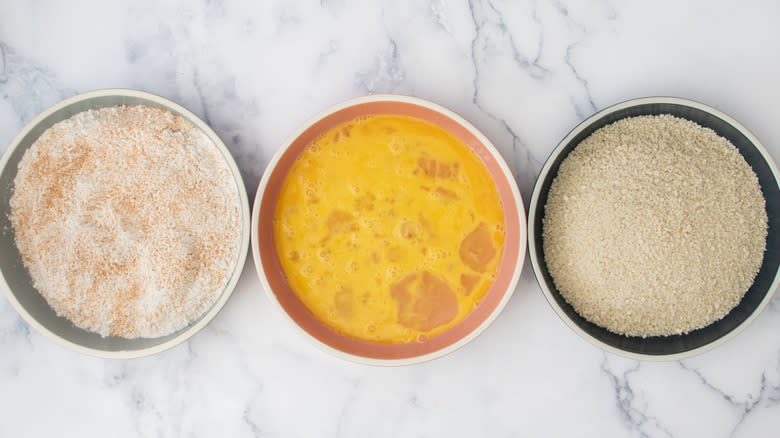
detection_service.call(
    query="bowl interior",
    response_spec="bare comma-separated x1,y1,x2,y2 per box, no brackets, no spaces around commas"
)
0,92,248,356
257,99,524,361
531,101,780,357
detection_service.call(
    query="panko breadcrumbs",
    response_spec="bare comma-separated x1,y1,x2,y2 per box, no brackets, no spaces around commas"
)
542,114,767,337
10,105,241,339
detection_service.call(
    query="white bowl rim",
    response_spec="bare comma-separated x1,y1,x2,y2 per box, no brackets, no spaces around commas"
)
251,94,527,366
0,88,251,359
528,96,780,361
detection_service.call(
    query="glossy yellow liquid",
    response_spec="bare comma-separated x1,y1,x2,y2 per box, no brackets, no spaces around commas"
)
274,114,505,344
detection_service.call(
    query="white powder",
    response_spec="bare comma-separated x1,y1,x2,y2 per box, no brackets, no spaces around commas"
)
542,114,767,337
10,105,242,339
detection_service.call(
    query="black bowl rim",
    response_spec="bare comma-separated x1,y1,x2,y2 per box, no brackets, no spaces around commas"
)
527,96,780,361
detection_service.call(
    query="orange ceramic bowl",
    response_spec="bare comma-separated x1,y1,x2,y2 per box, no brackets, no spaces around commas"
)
251,95,525,365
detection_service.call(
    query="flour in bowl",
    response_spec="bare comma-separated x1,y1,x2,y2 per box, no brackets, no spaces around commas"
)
10,105,242,338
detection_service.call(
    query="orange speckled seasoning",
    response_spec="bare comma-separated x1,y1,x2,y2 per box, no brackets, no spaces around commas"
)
10,105,241,339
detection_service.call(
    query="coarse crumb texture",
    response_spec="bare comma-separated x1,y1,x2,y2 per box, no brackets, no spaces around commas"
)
542,114,767,337
10,105,241,339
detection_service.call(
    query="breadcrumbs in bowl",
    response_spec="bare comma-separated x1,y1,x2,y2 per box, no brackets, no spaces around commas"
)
0,89,250,358
528,97,780,360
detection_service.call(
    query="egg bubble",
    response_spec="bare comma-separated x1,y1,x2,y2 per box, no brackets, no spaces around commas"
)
398,220,421,240
388,137,404,153
318,248,331,262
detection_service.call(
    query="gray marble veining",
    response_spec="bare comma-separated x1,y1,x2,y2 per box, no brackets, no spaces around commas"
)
1,1,779,436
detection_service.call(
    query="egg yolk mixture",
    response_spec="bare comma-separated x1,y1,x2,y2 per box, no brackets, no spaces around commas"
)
274,114,505,344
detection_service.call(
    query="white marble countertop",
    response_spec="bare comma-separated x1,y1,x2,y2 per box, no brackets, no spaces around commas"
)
2,1,779,436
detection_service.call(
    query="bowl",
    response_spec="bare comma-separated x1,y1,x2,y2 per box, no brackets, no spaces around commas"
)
0,89,251,358
252,94,526,365
528,96,780,360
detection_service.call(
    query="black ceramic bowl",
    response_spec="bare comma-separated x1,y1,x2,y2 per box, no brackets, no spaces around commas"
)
528,97,780,360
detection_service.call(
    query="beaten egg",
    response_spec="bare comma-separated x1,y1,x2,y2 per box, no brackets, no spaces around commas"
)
274,114,505,344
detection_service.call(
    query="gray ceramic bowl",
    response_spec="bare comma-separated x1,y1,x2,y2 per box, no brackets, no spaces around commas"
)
0,89,250,358
528,97,780,360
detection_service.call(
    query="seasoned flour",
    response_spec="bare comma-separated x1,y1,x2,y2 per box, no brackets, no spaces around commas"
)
10,105,241,338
